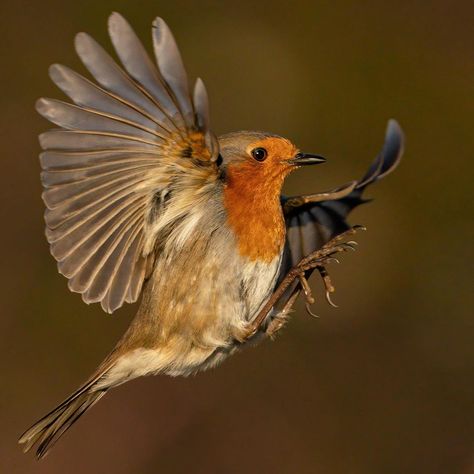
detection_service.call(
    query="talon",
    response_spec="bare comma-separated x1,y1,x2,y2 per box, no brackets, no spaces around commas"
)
340,243,356,251
305,302,320,318
288,224,365,318
325,290,338,308
317,266,339,308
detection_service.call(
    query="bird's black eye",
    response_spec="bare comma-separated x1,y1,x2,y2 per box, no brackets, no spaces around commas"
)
251,147,268,162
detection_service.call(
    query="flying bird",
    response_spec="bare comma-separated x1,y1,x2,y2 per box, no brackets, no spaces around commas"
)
19,12,404,458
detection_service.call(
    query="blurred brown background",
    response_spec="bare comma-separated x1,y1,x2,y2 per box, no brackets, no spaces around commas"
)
1,0,473,473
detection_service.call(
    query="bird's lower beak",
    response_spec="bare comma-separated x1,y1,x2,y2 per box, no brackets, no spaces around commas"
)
288,152,326,166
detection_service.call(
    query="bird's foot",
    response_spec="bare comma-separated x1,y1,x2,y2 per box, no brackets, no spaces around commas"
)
237,226,365,344
296,225,365,317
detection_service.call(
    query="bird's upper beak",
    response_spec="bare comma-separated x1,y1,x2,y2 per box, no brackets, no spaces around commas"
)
288,152,326,166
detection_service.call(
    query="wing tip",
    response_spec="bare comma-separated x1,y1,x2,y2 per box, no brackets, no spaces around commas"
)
109,11,123,21
48,63,60,75
74,31,88,44
386,118,402,135
152,17,174,49
357,118,405,189
38,131,51,150
35,97,50,117
381,117,405,178
193,77,210,131
38,131,46,143
101,301,114,314
386,118,405,152
74,31,94,56
108,11,127,35
48,63,67,87
67,282,115,314
36,97,67,127
152,16,166,31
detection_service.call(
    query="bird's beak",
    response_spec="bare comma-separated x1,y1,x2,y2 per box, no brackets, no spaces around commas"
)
288,152,326,166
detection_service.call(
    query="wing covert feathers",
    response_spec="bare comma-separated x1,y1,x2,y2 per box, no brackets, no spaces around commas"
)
37,13,218,313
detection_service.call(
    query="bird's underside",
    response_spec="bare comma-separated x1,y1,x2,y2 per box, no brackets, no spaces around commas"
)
20,11,404,460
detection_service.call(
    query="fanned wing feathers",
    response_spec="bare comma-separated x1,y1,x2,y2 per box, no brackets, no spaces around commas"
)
109,13,179,119
278,119,404,300
38,13,218,313
152,17,194,126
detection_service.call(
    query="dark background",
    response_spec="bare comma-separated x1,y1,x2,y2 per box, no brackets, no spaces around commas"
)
1,1,473,473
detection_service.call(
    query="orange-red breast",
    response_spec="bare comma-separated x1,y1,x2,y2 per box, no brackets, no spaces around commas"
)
19,12,404,458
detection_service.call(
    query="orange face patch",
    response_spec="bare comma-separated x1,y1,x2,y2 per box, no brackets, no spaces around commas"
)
246,137,298,166
223,137,298,262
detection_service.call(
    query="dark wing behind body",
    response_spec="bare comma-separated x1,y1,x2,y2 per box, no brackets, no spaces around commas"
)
276,119,404,309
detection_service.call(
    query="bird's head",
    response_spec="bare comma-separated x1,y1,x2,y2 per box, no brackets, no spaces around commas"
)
218,132,325,261
218,131,325,196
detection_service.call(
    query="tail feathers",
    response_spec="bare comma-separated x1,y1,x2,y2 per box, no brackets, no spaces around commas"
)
19,379,107,459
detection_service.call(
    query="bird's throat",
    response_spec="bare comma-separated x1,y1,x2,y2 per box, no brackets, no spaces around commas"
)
223,164,286,262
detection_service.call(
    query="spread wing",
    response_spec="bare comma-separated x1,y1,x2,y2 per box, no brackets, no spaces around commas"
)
38,13,219,313
276,119,404,307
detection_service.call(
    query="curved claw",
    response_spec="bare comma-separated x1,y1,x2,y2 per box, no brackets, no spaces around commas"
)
325,290,339,308
339,243,357,251
346,244,357,251
305,302,320,318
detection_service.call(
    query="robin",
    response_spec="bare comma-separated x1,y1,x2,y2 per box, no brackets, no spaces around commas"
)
19,12,404,458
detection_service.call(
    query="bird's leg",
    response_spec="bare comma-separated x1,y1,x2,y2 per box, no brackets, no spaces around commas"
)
266,288,301,339
237,226,365,343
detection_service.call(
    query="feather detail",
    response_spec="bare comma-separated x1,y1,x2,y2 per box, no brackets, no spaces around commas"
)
38,13,219,313
278,120,404,286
